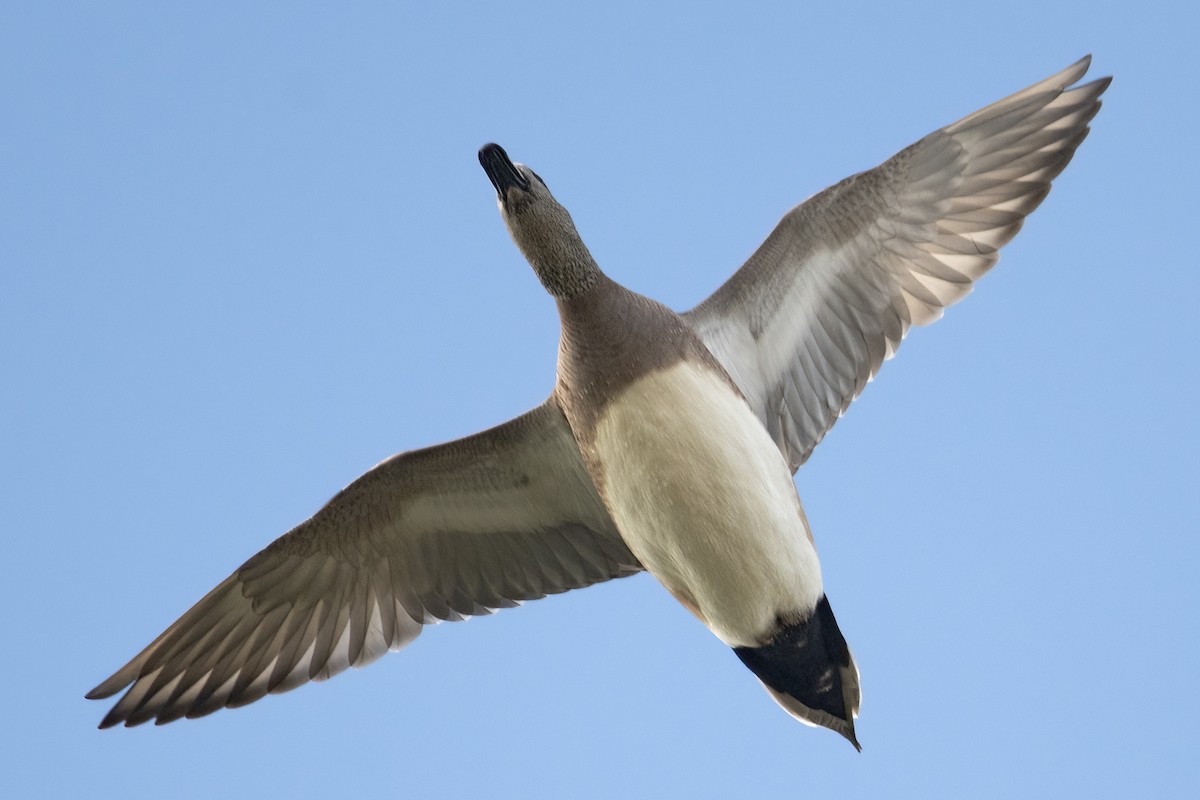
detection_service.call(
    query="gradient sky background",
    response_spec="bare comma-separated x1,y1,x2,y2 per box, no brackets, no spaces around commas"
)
4,2,1197,798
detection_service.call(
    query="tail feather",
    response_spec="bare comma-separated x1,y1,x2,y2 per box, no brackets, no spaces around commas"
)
733,595,861,750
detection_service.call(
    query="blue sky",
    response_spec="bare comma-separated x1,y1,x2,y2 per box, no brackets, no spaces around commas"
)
4,2,1197,797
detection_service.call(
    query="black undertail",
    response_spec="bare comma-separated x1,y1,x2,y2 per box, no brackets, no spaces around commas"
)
733,595,860,749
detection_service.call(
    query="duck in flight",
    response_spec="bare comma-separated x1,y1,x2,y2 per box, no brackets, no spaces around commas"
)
88,57,1109,748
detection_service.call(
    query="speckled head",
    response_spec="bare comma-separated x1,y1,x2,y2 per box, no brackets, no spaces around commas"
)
478,143,601,300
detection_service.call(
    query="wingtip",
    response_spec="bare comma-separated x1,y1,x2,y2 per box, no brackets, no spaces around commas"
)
1069,55,1117,97
84,683,115,701
1060,54,1094,88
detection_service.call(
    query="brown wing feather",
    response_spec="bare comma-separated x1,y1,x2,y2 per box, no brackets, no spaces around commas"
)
87,400,639,727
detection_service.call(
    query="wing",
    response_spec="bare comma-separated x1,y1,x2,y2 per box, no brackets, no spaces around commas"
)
685,57,1109,472
87,399,639,727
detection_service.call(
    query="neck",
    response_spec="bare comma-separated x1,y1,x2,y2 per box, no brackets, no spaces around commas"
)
506,198,604,300
535,246,602,299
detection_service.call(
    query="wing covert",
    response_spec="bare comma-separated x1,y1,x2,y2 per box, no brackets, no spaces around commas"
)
686,57,1109,471
87,399,639,726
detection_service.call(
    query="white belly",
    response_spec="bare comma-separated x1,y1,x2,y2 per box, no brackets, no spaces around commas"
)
591,360,822,647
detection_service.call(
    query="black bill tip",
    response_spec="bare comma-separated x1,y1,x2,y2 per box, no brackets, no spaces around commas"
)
479,143,530,197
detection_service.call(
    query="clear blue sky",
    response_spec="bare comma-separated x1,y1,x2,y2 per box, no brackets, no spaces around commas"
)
4,2,1197,797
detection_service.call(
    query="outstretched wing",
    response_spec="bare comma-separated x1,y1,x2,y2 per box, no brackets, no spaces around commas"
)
686,57,1109,472
87,399,639,727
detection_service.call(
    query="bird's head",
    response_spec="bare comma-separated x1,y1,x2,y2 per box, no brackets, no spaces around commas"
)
479,143,600,299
